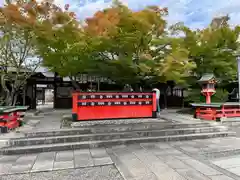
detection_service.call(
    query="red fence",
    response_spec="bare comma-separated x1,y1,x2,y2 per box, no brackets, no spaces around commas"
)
193,103,240,121
72,92,157,121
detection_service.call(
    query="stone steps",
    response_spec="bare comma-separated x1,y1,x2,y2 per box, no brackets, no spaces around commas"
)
23,122,213,138
9,126,226,147
0,119,235,155
1,131,235,155
160,114,199,123
200,148,240,159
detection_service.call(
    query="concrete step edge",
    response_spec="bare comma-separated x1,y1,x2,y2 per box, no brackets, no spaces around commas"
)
22,123,216,136
200,148,240,159
9,127,229,142
1,131,236,153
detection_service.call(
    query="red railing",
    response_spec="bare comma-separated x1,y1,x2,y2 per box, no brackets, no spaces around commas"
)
195,104,240,121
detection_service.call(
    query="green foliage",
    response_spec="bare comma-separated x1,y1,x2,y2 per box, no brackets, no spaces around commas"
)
174,16,240,83
149,37,196,85
0,0,47,105
35,1,174,87
83,3,169,85
35,2,240,90
80,1,195,86
186,88,229,103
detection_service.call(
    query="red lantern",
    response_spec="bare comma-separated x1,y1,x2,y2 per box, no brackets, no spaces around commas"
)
198,73,217,104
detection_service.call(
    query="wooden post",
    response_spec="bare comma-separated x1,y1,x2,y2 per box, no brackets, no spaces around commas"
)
31,83,37,109
181,89,184,108
23,85,26,106
53,72,57,109
97,79,100,91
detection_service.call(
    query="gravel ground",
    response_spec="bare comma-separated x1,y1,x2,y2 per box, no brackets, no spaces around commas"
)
72,118,166,127
1,165,124,180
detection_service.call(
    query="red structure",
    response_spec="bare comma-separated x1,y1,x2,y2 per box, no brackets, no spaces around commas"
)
192,102,240,121
0,111,19,129
72,92,157,121
192,74,240,121
198,73,217,104
0,106,28,132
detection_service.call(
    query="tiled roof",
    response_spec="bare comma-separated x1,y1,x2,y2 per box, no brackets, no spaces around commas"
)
198,73,215,82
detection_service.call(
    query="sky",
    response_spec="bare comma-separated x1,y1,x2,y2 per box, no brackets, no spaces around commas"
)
50,0,240,30
0,0,239,29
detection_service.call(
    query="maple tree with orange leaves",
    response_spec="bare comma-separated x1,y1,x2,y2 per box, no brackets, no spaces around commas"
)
35,1,171,89
82,1,194,86
36,0,195,89
0,0,75,105
0,0,237,106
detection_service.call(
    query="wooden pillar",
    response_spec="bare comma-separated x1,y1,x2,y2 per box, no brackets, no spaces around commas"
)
53,84,57,108
181,89,184,108
163,85,168,109
164,91,167,109
97,79,100,91
31,83,37,109
23,85,26,106
42,89,45,105
53,73,57,109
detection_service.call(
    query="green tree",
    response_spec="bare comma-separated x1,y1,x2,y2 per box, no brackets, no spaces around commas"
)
170,16,240,103
36,1,170,89
148,36,195,85
175,16,240,83
34,2,102,89
0,0,55,105
36,1,195,90
83,3,169,86
185,88,229,103
83,1,194,87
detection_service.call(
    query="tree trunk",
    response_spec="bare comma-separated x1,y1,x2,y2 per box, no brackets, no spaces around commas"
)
12,92,18,106
3,88,18,106
69,76,80,90
4,91,14,106
1,75,10,105
4,92,11,106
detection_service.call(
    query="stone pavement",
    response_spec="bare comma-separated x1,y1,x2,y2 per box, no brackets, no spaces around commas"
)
107,138,240,180
2,109,240,179
2,137,240,179
0,148,113,175
162,109,240,138
31,108,71,130
0,108,68,148
2,165,123,180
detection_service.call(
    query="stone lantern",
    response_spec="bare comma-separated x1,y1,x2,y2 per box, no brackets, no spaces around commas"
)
198,73,217,104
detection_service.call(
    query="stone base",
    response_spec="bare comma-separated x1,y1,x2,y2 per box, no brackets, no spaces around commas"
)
71,118,166,127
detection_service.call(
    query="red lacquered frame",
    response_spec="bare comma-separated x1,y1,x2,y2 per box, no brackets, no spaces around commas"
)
72,92,157,121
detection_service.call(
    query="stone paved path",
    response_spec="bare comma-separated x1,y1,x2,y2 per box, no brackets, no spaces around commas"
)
0,109,69,151
0,148,113,175
2,137,240,179
32,108,71,130
107,138,240,180
2,109,240,179
1,165,123,180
